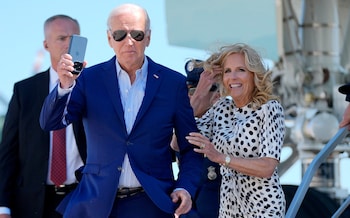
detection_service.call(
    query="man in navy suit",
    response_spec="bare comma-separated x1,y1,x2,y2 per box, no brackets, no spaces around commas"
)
40,3,203,218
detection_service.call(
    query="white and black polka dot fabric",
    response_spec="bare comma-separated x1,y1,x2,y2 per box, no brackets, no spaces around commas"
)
197,97,286,218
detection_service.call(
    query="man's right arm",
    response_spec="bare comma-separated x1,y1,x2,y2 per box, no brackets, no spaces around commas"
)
39,54,84,131
39,85,71,131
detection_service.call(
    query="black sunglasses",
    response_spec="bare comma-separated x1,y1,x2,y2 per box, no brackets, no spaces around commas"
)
111,30,145,42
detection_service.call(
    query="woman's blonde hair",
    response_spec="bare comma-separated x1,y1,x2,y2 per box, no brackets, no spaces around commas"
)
203,43,279,108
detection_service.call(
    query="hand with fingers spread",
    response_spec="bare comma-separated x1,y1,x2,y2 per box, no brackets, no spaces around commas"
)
186,132,223,163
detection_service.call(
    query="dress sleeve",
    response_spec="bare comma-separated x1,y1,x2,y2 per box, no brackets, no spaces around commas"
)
259,100,285,161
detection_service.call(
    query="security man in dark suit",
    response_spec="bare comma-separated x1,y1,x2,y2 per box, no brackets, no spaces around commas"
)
177,60,222,218
0,15,86,218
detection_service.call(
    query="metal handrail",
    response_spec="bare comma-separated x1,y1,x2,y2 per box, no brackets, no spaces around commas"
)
285,126,350,218
332,195,350,218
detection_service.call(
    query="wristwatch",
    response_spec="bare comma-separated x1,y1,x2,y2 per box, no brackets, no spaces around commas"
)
223,155,231,167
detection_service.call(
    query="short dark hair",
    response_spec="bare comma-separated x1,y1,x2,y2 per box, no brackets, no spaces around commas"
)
44,14,80,34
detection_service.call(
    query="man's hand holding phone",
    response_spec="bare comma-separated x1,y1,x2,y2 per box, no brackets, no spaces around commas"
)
57,54,87,89
57,35,88,89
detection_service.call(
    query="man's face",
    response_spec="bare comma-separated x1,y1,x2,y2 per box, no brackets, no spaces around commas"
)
107,11,150,73
43,18,80,71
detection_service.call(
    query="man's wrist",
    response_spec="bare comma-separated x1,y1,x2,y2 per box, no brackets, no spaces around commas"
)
57,81,75,96
173,187,189,193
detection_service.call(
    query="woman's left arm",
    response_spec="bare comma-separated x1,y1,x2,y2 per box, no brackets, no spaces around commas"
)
222,156,279,178
186,132,279,178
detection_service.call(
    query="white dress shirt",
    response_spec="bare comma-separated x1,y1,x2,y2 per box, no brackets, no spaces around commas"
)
117,58,148,188
57,59,147,188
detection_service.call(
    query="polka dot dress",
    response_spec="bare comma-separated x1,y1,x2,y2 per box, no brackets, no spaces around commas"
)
197,97,286,218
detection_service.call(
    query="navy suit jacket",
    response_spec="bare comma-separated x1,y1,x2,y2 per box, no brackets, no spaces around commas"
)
40,56,203,217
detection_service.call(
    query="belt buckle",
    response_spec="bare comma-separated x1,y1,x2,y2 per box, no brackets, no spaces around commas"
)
117,187,143,199
117,193,128,199
54,185,67,195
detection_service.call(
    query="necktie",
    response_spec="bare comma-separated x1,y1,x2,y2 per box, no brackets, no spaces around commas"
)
50,128,67,186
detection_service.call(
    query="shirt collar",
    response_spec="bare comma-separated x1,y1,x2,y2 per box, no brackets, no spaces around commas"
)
115,57,149,78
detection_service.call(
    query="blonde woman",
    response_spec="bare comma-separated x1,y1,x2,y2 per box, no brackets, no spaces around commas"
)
187,43,286,217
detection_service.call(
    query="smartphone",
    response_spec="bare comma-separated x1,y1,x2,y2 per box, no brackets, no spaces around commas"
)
68,35,88,74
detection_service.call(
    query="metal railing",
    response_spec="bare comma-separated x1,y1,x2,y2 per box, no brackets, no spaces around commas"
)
333,195,350,218
285,126,350,218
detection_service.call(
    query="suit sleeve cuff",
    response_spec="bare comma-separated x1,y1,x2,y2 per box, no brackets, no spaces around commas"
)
57,81,76,97
173,188,190,196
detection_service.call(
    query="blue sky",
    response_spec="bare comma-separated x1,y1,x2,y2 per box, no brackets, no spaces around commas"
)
0,0,206,110
1,0,349,194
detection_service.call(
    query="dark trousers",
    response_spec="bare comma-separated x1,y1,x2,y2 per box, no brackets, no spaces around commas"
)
43,187,66,218
109,191,174,218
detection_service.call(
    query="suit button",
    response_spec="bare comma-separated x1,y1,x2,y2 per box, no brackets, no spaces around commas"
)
126,141,133,146
117,167,122,171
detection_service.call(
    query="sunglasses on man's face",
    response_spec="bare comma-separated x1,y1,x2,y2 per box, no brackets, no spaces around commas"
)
111,30,145,42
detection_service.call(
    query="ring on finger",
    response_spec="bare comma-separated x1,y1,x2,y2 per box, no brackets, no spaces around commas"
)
200,143,206,149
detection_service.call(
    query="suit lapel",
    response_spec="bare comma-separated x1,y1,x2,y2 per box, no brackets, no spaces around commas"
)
100,57,127,132
36,70,50,104
133,58,163,130
99,57,163,135
35,70,50,147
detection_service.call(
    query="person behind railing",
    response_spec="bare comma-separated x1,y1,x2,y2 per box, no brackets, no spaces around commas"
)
186,43,286,217
172,59,221,218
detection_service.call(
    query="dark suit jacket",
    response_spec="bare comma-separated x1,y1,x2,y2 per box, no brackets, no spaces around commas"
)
0,70,86,218
40,56,203,218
